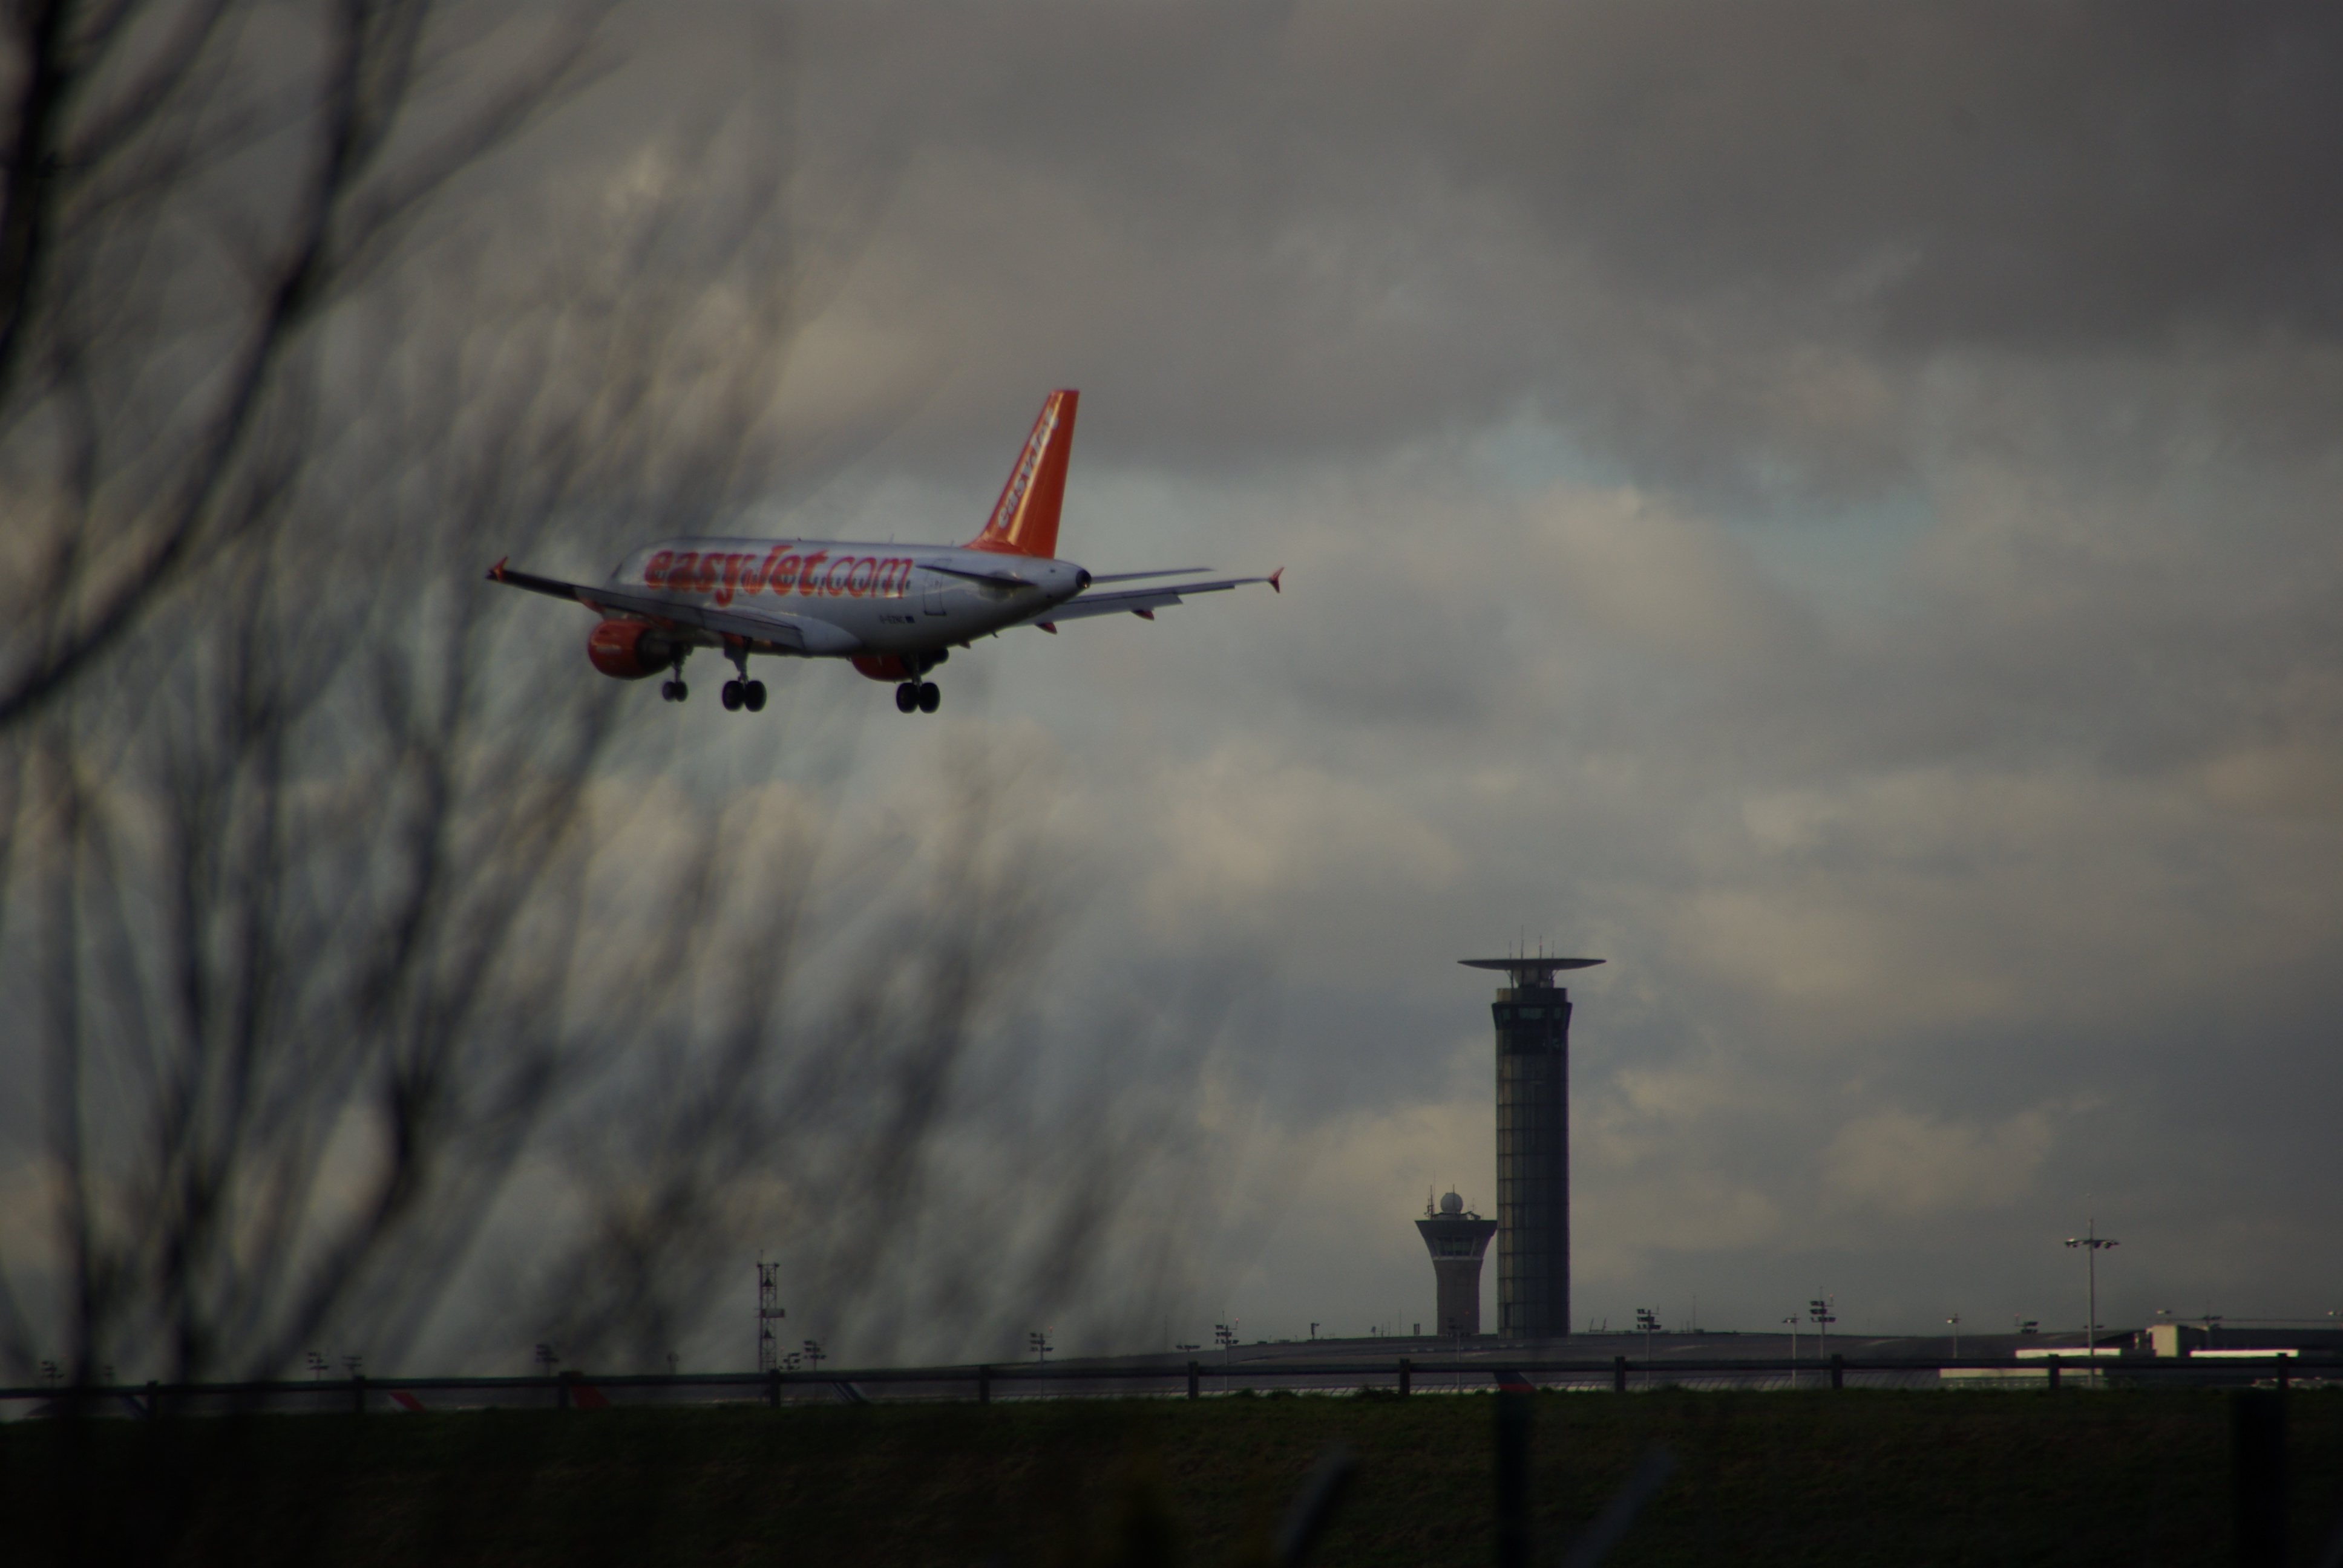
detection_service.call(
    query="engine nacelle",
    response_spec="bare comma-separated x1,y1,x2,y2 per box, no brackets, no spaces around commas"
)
851,650,948,683
587,619,682,680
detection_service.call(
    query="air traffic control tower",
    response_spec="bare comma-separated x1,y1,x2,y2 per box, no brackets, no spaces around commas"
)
1461,955,1604,1339
1417,1191,1497,1338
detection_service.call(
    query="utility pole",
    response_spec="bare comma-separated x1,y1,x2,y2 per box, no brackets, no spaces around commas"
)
2064,1221,2119,1388
1783,1315,1800,1390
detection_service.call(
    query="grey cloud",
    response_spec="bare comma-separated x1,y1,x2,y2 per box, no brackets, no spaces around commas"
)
27,0,2313,1356
728,2,2343,501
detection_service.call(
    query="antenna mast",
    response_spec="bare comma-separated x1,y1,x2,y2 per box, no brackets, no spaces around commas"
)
756,1261,785,1374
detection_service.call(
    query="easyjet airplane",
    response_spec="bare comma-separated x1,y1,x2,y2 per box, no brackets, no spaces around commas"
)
487,390,1278,713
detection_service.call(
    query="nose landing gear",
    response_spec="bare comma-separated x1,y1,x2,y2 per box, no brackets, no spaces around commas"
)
894,682,940,714
660,644,692,702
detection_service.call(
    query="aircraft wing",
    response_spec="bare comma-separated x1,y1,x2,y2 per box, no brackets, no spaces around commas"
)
486,561,862,654
1004,571,1281,629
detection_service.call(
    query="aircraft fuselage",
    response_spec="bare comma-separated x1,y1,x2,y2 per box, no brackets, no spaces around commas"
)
606,537,1090,658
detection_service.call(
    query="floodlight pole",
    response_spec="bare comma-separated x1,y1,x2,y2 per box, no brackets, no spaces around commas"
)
1783,1315,1799,1390
2064,1220,2119,1388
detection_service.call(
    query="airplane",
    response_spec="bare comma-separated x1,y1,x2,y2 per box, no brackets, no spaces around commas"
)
487,390,1279,713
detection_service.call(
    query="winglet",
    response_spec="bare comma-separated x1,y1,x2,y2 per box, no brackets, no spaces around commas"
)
966,390,1080,559
488,557,508,583
1037,621,1058,634
1269,567,1283,593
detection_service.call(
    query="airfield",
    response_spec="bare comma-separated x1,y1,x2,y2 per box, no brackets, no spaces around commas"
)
8,1382,2338,1567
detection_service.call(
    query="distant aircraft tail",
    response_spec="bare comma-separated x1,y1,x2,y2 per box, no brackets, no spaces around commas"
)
965,389,1078,558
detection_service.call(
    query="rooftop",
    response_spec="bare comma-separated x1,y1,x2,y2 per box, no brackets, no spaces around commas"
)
1460,957,1605,987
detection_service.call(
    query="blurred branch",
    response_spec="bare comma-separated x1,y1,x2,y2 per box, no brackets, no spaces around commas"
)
0,0,606,730
0,2,1209,1419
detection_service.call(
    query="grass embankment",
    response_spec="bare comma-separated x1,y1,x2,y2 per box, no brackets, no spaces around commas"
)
6,1387,2338,1566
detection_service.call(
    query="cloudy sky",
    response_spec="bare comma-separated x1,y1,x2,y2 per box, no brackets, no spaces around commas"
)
564,2,2343,1351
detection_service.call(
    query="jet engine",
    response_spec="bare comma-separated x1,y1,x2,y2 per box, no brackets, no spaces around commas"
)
850,650,947,683
586,619,683,679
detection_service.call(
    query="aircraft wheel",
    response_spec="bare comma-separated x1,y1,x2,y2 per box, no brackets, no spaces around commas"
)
894,682,919,713
744,681,767,713
662,680,689,703
917,682,940,714
721,680,744,712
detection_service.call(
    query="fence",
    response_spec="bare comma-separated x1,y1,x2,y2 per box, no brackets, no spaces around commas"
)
1,1350,2327,1418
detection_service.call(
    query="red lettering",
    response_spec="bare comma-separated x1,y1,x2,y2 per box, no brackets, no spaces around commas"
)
876,558,907,597
824,557,854,595
644,550,675,587
848,557,879,596
797,551,828,595
668,552,699,591
715,554,746,606
769,553,801,592
744,547,782,594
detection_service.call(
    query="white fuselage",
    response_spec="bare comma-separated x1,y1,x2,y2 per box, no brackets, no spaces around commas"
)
612,536,1090,656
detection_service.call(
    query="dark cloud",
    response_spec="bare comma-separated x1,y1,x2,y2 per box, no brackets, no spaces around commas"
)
739,2,2343,500
18,0,2314,1356
659,0,2342,1339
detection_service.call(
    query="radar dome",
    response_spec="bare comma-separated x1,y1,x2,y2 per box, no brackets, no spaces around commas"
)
1439,1191,1465,1215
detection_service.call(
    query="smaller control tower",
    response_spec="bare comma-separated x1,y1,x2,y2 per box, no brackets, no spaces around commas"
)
1417,1191,1498,1338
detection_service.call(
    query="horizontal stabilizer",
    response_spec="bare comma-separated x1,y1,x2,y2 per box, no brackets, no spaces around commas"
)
922,561,1038,589
1086,567,1210,584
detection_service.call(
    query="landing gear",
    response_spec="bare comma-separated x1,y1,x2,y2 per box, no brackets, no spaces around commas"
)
719,679,770,712
895,682,919,713
917,682,940,713
717,641,767,715
660,645,692,702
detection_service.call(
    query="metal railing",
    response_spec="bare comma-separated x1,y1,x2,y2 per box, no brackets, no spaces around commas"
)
1,1349,2326,1416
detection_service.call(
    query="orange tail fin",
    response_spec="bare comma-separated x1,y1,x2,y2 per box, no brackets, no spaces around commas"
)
965,390,1078,558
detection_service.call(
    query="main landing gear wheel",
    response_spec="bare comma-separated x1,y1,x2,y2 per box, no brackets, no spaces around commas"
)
917,682,940,713
661,680,689,703
895,682,919,713
719,643,764,714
